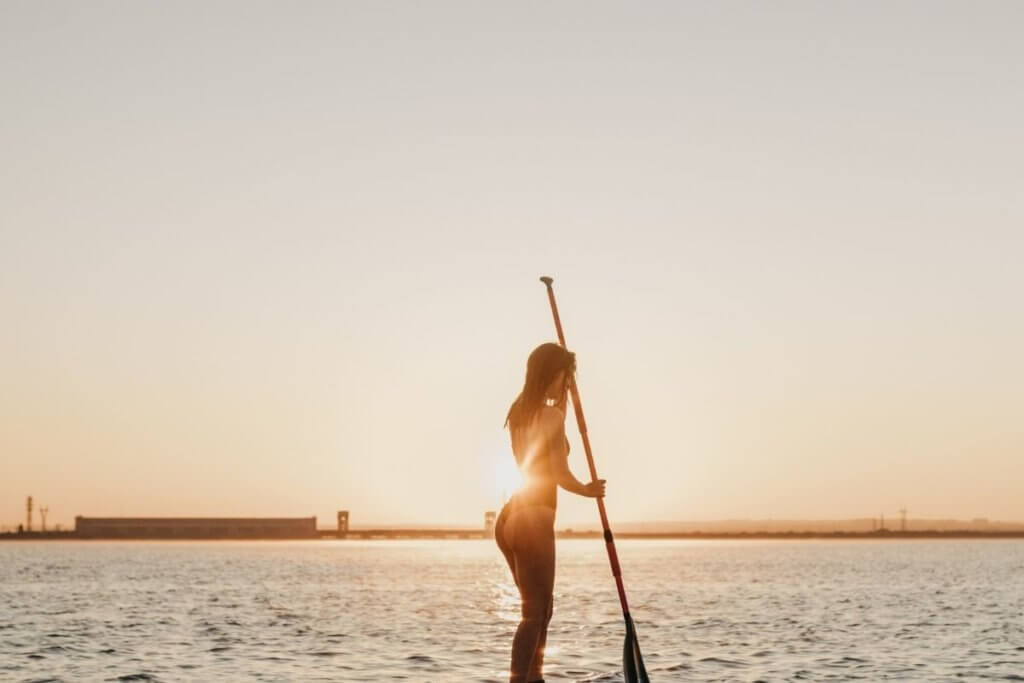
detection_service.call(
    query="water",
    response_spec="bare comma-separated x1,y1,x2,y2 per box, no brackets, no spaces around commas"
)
1,539,1022,681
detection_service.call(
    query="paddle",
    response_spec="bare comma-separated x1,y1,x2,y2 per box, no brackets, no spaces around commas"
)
539,276,651,683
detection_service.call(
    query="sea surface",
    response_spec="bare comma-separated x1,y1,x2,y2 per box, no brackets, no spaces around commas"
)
1,539,1022,682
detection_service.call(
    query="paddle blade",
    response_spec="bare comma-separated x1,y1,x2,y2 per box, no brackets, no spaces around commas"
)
623,613,651,683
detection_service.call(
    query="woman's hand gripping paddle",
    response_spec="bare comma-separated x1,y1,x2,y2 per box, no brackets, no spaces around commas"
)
539,276,651,683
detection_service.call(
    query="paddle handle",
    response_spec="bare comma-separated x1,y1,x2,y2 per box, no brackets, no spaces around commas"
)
540,276,632,619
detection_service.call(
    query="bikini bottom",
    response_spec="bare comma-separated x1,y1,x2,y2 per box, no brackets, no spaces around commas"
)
494,495,555,575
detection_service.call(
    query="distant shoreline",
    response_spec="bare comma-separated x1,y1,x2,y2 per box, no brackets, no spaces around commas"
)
3,529,1024,541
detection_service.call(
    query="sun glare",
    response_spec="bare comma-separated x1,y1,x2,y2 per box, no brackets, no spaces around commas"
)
492,454,524,503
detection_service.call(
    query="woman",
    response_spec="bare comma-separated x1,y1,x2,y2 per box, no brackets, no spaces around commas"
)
495,342,606,683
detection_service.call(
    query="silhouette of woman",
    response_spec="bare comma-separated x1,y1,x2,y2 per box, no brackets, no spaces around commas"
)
495,343,606,683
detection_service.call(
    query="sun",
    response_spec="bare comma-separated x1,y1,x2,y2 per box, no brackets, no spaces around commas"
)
492,453,524,503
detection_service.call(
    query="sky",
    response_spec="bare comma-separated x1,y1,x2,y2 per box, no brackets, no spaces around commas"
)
2,1,1022,530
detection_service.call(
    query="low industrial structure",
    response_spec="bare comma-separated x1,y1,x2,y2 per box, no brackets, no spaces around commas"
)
75,516,317,539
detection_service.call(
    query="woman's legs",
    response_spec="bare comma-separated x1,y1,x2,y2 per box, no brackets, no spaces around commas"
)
503,505,555,683
526,590,553,682
495,505,517,586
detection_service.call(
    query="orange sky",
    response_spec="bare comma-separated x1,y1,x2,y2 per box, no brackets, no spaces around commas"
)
2,3,1022,529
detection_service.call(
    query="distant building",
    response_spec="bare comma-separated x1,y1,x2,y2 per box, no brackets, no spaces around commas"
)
75,516,317,539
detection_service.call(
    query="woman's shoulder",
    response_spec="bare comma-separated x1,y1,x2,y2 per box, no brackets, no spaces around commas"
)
535,405,566,436
510,404,565,440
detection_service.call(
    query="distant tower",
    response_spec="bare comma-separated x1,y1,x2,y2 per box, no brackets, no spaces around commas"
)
880,512,885,531
484,511,496,536
337,510,349,536
900,507,907,532
40,507,49,532
26,496,33,533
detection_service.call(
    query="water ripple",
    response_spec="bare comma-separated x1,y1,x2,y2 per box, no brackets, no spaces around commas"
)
0,539,1022,680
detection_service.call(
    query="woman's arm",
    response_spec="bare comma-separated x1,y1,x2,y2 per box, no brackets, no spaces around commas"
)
539,406,605,498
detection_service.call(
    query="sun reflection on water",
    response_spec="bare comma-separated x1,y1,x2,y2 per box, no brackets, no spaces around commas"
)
494,578,520,623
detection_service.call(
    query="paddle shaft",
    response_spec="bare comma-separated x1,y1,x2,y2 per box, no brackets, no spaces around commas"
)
540,277,632,619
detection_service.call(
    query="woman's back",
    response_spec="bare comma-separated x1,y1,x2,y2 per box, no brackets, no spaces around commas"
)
510,408,568,510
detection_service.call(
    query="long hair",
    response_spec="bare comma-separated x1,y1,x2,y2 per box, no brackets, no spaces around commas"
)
505,342,576,433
